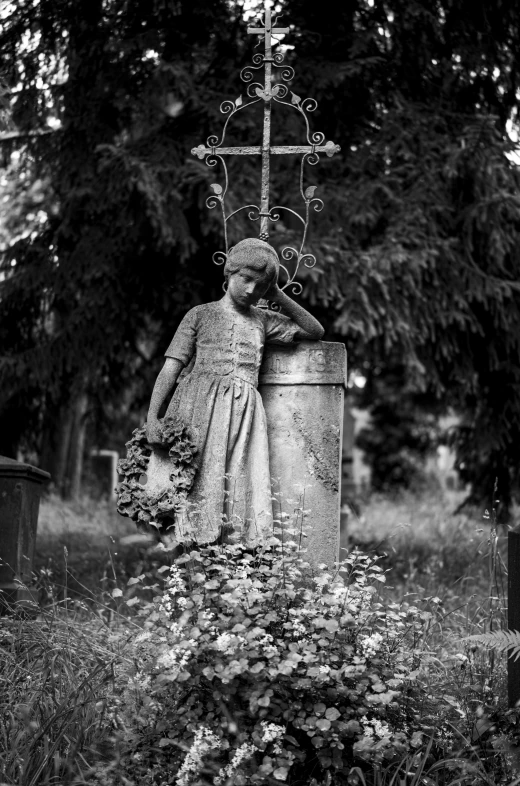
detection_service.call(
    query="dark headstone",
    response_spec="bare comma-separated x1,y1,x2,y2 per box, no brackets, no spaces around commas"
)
0,455,50,613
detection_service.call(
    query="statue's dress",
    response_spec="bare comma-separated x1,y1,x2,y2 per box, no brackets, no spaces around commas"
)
163,299,299,545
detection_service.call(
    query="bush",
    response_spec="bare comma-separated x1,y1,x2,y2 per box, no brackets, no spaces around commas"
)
96,535,469,786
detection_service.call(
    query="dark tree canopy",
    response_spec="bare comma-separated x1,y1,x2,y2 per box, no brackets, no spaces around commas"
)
0,0,246,490
1,0,520,504
285,0,520,506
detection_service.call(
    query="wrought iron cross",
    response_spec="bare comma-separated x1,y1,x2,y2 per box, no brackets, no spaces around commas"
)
191,1,340,294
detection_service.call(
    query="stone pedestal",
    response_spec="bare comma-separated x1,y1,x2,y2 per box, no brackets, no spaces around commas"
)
259,341,347,568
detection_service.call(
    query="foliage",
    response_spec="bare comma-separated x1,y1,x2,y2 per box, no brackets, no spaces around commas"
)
354,366,440,492
462,631,520,663
83,533,512,786
281,0,520,506
1,489,514,785
0,0,242,468
116,417,198,534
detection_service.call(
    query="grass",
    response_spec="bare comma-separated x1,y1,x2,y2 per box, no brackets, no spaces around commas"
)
1,488,519,785
0,605,130,785
34,494,156,605
345,489,510,629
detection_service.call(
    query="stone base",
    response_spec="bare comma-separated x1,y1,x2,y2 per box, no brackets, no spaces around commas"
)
259,341,347,568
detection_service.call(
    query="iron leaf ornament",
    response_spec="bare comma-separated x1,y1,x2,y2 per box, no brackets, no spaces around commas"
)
191,1,340,296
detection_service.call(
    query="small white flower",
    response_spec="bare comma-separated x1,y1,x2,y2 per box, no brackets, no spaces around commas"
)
176,727,221,786
363,719,391,739
214,632,234,652
359,632,383,659
215,742,257,785
260,721,285,743
156,650,179,670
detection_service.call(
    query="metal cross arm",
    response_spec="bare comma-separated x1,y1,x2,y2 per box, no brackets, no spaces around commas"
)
191,141,340,159
246,24,289,37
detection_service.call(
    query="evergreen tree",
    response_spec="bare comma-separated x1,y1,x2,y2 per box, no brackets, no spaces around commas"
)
0,0,252,493
282,0,520,507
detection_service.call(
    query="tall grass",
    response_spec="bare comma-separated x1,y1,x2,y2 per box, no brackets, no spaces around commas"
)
0,605,131,786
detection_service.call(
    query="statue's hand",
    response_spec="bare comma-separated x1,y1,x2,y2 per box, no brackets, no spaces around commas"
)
264,281,282,303
146,419,164,446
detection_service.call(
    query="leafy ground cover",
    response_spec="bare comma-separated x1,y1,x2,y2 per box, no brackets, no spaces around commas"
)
0,490,519,785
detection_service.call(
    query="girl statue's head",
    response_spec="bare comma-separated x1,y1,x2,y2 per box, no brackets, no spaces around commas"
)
224,238,279,289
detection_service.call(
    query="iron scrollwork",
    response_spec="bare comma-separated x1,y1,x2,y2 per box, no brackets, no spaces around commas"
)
190,4,340,297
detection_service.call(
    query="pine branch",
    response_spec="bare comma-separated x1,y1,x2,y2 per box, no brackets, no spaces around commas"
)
461,630,520,661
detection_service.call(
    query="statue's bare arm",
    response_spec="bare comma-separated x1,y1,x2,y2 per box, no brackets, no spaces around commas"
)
146,357,184,444
267,284,324,340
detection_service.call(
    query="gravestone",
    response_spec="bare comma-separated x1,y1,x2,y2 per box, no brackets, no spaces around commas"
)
0,455,50,612
259,341,347,567
509,529,520,707
90,449,120,498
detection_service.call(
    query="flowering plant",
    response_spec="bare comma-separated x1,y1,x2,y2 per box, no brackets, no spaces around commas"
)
103,534,444,786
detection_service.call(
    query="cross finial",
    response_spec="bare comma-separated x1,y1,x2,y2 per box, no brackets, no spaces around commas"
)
247,5,290,46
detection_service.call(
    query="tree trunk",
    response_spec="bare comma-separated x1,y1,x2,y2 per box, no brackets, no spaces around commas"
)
66,393,89,500
40,402,74,494
54,405,75,495
40,391,88,499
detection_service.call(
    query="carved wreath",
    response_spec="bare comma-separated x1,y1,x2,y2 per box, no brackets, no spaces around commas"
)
116,417,198,535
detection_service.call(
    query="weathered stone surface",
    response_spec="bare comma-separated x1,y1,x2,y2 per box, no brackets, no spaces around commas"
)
259,341,347,568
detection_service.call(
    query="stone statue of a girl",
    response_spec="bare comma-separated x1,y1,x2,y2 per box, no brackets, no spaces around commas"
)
117,238,323,546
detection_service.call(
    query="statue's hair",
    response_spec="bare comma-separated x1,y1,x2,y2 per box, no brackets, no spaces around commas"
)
224,238,279,285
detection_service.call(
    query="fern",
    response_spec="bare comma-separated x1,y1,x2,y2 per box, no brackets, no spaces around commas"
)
461,630,520,661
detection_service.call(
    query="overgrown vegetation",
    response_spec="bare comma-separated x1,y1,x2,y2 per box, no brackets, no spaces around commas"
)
0,607,126,785
2,491,520,785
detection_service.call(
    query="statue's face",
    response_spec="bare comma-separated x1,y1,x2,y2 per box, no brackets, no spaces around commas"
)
227,266,270,307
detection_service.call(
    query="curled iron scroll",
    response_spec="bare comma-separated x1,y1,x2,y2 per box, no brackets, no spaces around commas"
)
213,251,227,266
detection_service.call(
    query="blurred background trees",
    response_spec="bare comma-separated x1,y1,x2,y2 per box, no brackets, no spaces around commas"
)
1,0,519,508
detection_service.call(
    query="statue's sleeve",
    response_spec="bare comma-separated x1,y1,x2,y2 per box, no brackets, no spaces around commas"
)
164,307,199,366
262,309,300,344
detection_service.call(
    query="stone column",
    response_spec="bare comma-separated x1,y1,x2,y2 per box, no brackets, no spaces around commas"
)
259,341,347,568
